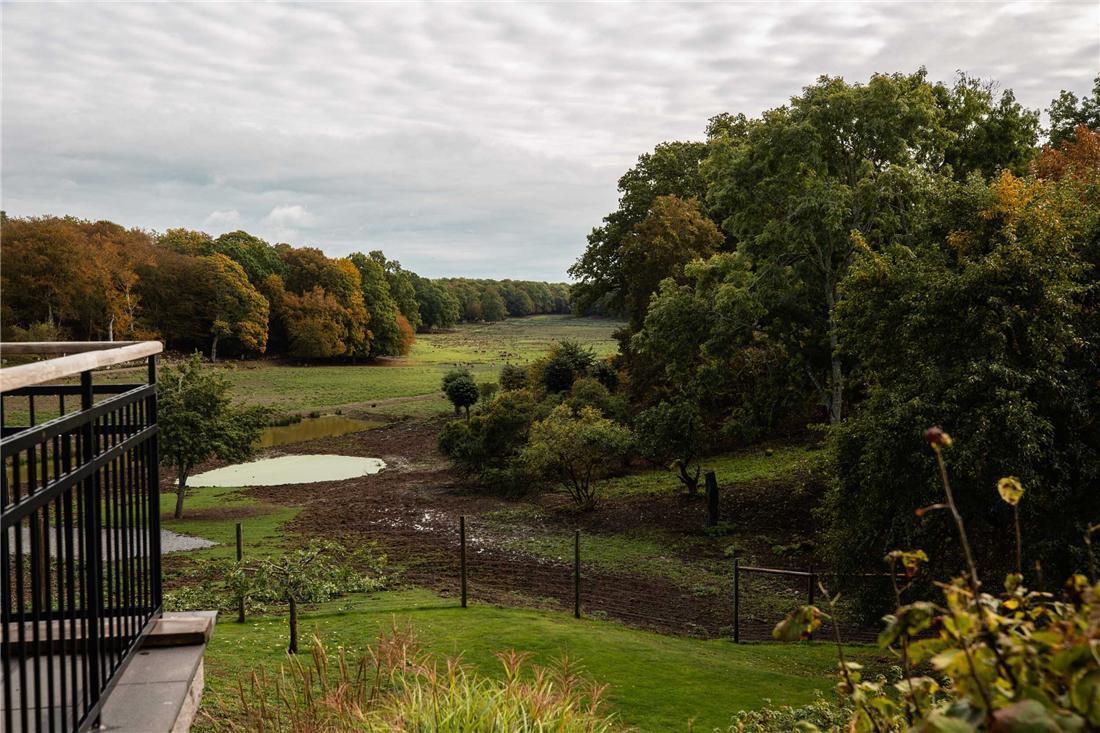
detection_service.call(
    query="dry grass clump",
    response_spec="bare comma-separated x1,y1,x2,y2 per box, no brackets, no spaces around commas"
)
207,624,622,732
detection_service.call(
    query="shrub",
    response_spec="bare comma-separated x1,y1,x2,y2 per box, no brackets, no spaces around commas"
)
478,381,499,402
773,429,1100,732
438,390,544,495
567,377,614,416
219,629,620,732
499,363,528,391
634,397,707,494
590,359,620,392
522,405,633,508
726,692,850,732
538,340,597,393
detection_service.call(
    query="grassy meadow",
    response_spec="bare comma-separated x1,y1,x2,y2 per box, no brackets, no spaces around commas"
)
139,315,856,731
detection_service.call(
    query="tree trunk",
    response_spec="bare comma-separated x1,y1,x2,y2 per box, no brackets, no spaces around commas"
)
679,461,701,495
824,284,844,425
287,597,298,654
174,474,187,520
210,333,219,364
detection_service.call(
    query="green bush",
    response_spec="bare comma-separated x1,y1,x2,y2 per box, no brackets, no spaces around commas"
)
438,390,545,495
499,363,528,391
522,405,633,508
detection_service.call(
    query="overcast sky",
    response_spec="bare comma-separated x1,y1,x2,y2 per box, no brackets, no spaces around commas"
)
3,2,1097,280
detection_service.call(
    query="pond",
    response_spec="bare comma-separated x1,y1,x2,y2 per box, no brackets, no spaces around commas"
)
258,415,382,448
188,454,386,487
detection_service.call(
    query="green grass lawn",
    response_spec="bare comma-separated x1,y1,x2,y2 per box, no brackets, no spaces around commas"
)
604,444,822,498
201,588,860,732
1,315,623,422
161,484,297,561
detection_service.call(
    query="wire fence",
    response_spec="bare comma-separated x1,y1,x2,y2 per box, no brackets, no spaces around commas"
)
372,516,898,645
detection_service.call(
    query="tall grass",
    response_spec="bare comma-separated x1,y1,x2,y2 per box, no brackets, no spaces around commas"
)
206,625,622,732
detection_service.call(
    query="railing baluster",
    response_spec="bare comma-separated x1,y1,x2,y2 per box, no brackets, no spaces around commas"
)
2,348,161,733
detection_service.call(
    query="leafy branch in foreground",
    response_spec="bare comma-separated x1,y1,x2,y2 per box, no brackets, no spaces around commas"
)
772,427,1100,732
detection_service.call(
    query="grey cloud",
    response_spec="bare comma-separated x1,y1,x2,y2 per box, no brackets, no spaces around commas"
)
2,2,1096,280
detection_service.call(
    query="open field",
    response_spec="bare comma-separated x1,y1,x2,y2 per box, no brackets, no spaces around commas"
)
132,315,866,730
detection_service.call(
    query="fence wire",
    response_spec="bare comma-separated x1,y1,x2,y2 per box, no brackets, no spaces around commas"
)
379,517,894,645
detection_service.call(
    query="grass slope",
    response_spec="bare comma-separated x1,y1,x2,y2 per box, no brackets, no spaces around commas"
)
202,588,856,732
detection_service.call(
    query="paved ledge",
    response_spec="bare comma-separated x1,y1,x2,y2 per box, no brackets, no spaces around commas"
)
100,611,216,733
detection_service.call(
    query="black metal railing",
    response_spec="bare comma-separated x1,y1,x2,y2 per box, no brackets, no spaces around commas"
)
2,354,161,733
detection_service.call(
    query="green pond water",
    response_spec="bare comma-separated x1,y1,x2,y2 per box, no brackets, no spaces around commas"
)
258,415,382,448
189,454,386,487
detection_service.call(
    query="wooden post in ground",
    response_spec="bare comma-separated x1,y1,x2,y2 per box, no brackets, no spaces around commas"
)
705,471,719,527
573,530,581,619
807,563,816,641
733,558,740,643
460,516,467,609
236,522,245,623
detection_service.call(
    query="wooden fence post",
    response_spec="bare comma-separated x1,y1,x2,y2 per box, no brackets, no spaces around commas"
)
460,516,467,609
236,522,245,623
705,471,719,527
574,530,581,619
733,558,740,643
807,563,816,641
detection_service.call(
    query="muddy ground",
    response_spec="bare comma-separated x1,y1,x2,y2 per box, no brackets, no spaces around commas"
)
160,416,861,641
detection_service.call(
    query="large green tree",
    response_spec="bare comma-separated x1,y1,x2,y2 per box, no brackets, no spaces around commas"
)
826,164,1099,583
569,141,714,316
702,70,1038,424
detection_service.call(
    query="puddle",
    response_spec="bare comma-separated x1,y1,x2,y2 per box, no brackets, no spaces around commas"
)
259,415,382,448
188,454,386,487
9,527,215,556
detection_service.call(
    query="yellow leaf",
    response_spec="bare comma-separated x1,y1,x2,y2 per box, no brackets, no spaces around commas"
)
997,477,1024,506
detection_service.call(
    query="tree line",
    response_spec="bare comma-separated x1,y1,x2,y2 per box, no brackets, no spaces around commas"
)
553,69,1098,585
0,218,572,360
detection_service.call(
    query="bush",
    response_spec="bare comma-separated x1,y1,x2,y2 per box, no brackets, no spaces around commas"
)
567,377,614,416
590,359,620,392
522,405,633,508
774,429,1100,732
499,363,528,391
217,628,620,732
726,692,850,732
478,381,499,402
634,397,707,494
538,340,597,393
438,390,544,495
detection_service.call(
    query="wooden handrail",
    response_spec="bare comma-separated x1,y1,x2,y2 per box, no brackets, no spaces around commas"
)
0,341,163,392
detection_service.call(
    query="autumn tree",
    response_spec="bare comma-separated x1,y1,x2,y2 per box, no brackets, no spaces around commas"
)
205,254,269,361
569,140,714,317
348,252,403,356
620,195,722,331
1046,74,1100,147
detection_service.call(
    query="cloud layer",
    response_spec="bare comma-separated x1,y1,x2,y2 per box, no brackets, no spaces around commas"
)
3,2,1097,279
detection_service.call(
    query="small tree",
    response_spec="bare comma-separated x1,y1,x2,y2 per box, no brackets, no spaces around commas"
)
522,405,633,509
158,353,269,519
259,541,384,654
634,397,706,495
443,368,479,418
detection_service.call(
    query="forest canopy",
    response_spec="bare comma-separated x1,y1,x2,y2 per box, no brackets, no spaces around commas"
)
569,69,1099,585
0,219,572,360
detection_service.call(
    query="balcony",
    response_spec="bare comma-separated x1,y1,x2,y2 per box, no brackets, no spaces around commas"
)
1,342,213,733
